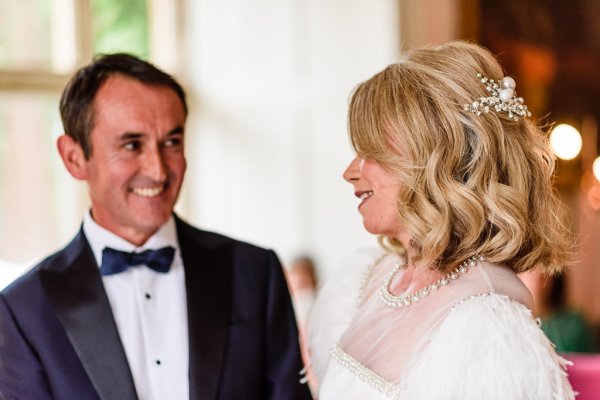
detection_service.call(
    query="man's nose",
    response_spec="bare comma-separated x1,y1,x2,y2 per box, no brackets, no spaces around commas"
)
142,145,167,182
343,156,361,183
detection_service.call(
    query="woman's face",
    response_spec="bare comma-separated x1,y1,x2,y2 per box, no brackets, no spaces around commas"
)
343,156,403,237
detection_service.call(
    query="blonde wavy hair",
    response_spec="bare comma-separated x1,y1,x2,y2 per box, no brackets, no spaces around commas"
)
349,41,571,275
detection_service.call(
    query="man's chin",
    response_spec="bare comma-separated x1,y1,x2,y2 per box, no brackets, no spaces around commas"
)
130,210,172,230
139,213,171,230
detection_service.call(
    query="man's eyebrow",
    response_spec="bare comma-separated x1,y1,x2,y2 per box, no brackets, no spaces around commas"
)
118,128,184,140
119,132,144,140
167,127,184,136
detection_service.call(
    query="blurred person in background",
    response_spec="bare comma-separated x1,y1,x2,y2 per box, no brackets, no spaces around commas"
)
521,269,596,353
287,255,319,338
286,255,319,396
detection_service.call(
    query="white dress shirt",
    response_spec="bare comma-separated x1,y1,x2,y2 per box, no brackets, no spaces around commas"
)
83,212,189,400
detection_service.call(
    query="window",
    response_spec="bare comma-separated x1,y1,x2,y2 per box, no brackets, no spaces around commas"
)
0,0,168,288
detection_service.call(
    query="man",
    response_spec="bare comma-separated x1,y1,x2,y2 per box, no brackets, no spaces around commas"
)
0,54,311,400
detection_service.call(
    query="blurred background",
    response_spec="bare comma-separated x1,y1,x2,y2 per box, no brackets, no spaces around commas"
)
1,0,600,343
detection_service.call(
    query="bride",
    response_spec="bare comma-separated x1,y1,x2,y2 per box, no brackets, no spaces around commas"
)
309,41,575,399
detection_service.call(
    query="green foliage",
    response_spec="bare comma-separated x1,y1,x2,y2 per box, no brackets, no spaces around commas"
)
92,0,149,59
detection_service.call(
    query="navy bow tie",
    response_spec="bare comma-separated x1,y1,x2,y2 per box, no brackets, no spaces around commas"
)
100,246,176,276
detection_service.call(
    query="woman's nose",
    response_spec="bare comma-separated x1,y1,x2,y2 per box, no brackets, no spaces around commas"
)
343,156,361,183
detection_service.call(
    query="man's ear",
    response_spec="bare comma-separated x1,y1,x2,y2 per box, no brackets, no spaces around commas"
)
57,134,88,180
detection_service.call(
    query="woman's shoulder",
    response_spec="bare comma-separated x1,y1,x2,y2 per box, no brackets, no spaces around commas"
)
471,260,535,309
401,293,574,399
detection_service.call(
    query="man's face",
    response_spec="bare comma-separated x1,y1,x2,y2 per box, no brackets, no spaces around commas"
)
82,74,187,245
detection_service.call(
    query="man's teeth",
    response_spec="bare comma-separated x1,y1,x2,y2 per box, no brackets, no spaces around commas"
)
132,186,164,197
360,191,373,201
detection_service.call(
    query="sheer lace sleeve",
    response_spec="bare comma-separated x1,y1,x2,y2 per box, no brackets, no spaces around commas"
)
401,294,575,400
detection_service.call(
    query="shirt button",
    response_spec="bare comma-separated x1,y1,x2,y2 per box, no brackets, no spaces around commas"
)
156,359,161,365
145,293,151,299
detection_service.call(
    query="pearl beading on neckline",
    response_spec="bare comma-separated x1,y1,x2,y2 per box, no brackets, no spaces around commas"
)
379,255,485,308
330,344,400,398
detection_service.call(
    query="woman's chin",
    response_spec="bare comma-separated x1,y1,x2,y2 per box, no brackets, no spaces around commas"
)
362,222,386,236
362,220,402,238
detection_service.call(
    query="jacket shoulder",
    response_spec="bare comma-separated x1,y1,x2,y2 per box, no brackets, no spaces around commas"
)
1,230,89,298
175,216,273,256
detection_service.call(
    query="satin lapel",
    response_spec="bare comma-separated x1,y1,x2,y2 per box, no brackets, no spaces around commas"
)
40,231,138,400
177,219,232,400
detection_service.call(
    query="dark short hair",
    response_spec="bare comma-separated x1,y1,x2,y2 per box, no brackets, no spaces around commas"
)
59,53,188,159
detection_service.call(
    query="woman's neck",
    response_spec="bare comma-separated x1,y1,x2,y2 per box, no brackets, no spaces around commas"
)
391,260,444,295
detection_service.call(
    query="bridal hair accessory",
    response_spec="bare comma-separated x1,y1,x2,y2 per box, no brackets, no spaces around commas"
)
379,255,485,308
464,74,531,121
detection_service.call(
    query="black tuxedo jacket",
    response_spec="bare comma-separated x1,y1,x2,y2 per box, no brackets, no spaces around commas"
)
0,216,311,400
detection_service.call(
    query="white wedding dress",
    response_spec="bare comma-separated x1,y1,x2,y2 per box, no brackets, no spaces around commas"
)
308,253,575,400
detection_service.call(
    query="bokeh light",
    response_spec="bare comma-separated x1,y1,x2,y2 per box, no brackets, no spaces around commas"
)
593,157,600,182
549,124,582,160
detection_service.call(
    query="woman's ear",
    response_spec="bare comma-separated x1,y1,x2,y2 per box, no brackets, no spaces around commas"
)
56,134,88,180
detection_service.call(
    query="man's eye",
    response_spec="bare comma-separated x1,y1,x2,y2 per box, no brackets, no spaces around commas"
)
164,138,182,147
123,141,141,151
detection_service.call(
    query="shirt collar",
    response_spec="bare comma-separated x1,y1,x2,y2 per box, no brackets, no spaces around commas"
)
83,211,179,268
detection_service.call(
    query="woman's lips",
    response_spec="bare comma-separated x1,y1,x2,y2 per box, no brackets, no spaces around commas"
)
356,190,374,208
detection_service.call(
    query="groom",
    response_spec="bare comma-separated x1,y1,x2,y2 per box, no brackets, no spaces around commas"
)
0,54,310,400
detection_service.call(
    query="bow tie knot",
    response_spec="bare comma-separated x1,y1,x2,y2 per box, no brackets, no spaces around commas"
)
101,246,176,276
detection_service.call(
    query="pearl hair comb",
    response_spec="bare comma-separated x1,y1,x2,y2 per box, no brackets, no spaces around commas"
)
464,73,531,121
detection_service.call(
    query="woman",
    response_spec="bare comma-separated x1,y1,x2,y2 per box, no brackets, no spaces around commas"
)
309,41,575,399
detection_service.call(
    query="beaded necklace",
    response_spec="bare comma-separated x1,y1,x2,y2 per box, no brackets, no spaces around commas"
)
379,255,485,308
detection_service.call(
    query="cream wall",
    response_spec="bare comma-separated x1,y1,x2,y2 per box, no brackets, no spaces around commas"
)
178,0,460,276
